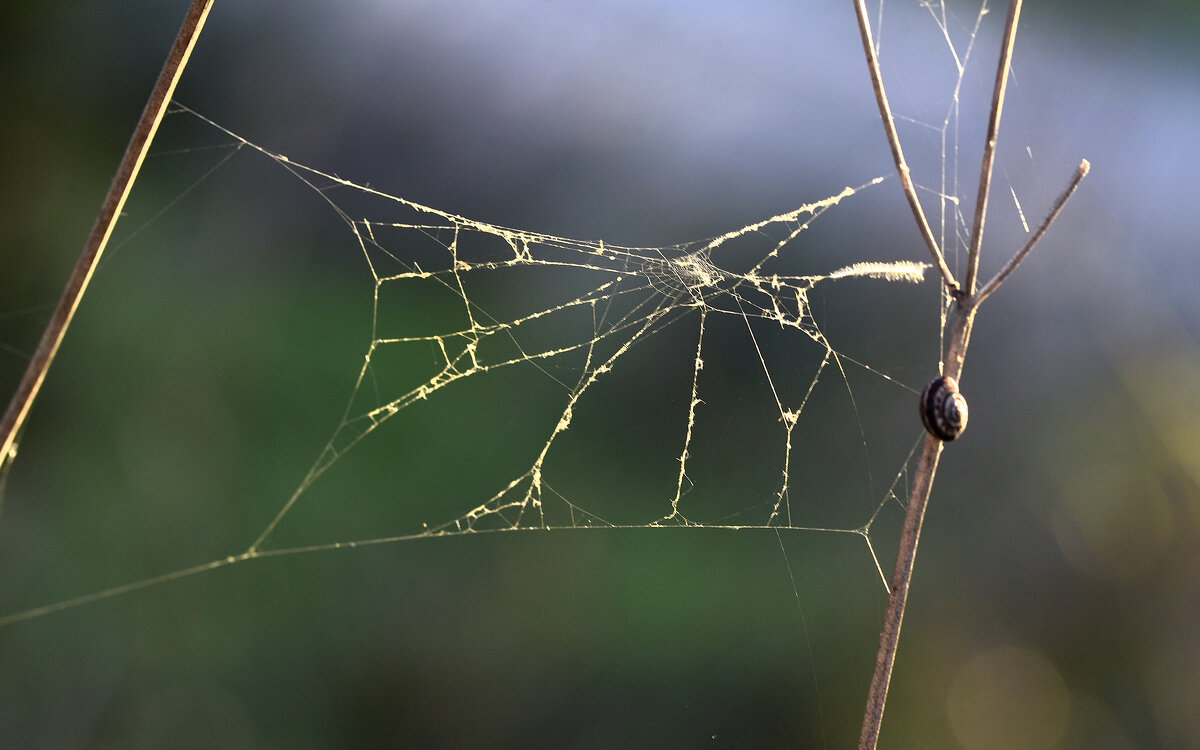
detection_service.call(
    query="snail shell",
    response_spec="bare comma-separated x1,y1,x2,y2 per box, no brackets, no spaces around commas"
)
920,375,968,441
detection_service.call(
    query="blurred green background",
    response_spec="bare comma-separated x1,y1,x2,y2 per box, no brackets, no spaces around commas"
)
2,1,1198,748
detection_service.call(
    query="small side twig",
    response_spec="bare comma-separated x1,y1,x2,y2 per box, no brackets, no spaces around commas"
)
0,0,215,469
974,159,1091,306
852,1,1087,749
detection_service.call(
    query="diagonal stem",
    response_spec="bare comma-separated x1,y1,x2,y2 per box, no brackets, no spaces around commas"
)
858,433,944,749
0,0,215,469
858,301,976,750
851,0,959,295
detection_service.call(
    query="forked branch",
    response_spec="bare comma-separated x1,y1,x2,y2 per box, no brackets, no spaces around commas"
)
0,0,215,469
852,1,1088,749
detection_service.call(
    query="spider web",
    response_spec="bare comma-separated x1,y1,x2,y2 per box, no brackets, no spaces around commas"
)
221,101,929,550
0,99,941,624
0,1,1010,744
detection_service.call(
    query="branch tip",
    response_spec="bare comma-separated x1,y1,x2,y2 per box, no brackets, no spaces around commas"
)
974,157,1090,306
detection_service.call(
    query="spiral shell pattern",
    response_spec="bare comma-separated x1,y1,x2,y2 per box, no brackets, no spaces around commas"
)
920,375,968,441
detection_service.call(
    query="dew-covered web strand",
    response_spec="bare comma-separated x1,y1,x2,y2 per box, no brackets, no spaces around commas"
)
179,103,923,533
1,103,934,627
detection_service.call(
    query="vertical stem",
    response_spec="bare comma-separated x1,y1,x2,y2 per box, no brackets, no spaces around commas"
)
0,0,215,468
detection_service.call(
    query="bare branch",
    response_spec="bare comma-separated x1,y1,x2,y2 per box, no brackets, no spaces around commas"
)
0,0,216,469
974,159,1091,306
851,0,959,295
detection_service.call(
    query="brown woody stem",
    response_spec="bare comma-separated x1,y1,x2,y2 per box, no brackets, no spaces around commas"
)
850,0,959,295
0,0,215,469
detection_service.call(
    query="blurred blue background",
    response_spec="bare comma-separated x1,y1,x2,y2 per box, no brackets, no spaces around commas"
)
1,1,1198,747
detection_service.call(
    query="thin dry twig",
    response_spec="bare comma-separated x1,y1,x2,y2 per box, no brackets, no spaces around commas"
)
853,1,1087,748
850,0,959,295
0,0,215,469
974,159,1091,306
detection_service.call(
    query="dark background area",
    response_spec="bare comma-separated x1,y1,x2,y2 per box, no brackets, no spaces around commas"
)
1,1,1198,748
